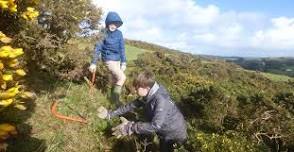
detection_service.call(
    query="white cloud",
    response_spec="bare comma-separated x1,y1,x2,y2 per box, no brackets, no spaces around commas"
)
92,0,294,57
251,17,294,50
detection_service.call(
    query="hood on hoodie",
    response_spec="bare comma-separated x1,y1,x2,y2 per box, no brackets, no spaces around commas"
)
105,12,123,28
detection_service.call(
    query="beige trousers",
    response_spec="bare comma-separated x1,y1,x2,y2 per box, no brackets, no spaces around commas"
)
105,61,126,86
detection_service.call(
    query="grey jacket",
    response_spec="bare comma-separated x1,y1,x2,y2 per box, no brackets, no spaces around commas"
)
109,82,187,141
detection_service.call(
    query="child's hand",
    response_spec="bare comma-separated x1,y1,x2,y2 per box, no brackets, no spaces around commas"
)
111,117,134,138
97,106,110,119
89,64,97,73
120,62,126,72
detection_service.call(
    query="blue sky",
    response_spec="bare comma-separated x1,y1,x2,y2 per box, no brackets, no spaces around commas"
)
197,0,294,17
93,0,294,57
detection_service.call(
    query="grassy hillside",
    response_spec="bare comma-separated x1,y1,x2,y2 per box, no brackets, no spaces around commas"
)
128,49,294,151
5,82,111,151
2,43,151,152
223,57,294,77
261,72,293,82
125,44,150,62
1,40,294,152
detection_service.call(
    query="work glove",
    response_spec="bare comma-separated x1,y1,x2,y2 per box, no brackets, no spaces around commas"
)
97,106,110,120
112,117,134,138
89,64,97,73
120,62,127,72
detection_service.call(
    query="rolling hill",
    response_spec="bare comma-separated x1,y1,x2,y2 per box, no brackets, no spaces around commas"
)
210,56,294,77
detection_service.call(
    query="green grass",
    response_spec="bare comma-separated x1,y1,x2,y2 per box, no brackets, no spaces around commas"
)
5,43,149,152
7,80,123,152
261,72,293,82
125,44,150,61
241,69,292,82
69,39,149,62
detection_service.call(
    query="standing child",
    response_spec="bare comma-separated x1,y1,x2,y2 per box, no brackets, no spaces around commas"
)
97,70,187,152
89,11,126,107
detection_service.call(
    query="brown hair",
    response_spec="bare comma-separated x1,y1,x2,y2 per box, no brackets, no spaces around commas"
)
133,70,155,89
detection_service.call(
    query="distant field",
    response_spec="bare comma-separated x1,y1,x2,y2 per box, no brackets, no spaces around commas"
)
242,68,293,82
125,44,150,61
223,57,294,77
261,72,293,82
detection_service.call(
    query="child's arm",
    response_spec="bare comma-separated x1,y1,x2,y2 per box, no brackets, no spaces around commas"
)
91,42,103,64
119,32,126,63
131,96,168,134
108,98,143,118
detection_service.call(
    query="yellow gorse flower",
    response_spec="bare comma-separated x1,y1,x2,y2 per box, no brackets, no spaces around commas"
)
0,62,4,70
0,45,13,51
0,0,9,9
8,48,24,58
0,31,12,44
0,46,24,59
7,58,19,68
0,86,20,99
0,123,17,139
0,31,7,38
21,7,39,20
0,45,13,58
2,74,13,81
0,99,13,107
8,3,16,13
20,91,36,99
15,69,26,76
0,0,38,18
0,0,17,13
0,123,16,132
8,0,17,13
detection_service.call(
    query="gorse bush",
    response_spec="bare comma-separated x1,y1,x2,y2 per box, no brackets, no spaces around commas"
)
0,1,37,150
189,131,267,152
1,1,103,150
113,50,294,151
11,0,103,80
0,40,34,110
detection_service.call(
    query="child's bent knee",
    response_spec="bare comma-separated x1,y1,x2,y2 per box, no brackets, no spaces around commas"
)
116,73,126,86
121,73,126,81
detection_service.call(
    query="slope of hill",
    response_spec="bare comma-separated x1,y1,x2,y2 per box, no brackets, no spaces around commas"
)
86,40,293,151
220,57,294,77
2,40,293,152
123,41,294,151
